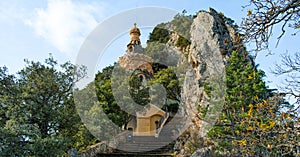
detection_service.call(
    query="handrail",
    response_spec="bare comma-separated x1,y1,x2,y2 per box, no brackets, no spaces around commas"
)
155,111,169,137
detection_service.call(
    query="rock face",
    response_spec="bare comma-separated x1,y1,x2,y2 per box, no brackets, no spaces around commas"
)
188,8,238,80
118,52,153,74
176,8,242,156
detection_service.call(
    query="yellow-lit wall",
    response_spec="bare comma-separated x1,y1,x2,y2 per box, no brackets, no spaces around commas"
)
135,114,163,136
150,115,163,133
136,117,150,136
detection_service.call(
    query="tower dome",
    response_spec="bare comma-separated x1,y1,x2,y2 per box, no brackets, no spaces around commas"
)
130,23,141,36
119,23,153,74
128,23,141,47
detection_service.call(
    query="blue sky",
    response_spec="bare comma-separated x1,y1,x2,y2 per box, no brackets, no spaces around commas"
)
0,0,299,95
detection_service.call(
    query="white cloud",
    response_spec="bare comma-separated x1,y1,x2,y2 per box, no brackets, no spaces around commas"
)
25,0,106,57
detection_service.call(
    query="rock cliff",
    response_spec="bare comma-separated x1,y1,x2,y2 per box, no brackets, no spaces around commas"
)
174,8,246,156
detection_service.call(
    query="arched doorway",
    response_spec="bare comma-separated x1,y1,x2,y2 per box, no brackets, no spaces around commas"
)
150,114,163,133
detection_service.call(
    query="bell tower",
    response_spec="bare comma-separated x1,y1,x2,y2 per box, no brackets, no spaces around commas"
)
126,23,143,53
118,23,153,74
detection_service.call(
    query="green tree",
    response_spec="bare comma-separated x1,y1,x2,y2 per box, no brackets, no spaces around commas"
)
241,1,300,155
92,63,182,129
0,56,90,156
145,42,180,66
150,67,181,112
171,13,193,40
94,65,133,128
206,51,270,155
203,50,300,156
147,25,170,44
0,67,16,128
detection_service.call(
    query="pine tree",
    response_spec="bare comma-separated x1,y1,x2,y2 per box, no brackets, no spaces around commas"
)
207,51,273,156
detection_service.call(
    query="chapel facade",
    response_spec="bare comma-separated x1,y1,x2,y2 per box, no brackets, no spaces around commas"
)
118,24,169,136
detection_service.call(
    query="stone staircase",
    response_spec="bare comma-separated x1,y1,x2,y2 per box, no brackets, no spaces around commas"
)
115,136,174,153
95,116,187,156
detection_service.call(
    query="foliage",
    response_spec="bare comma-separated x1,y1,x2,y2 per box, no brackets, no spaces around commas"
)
73,77,114,144
206,50,299,156
148,25,170,44
241,0,300,126
94,65,131,127
146,13,193,57
0,56,95,156
170,13,193,40
96,63,181,126
171,13,193,52
175,36,191,51
145,42,180,67
240,1,300,155
242,0,300,51
150,67,180,102
91,63,179,129
150,67,181,112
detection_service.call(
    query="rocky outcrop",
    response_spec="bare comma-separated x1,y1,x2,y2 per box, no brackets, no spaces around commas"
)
176,8,242,156
118,52,153,73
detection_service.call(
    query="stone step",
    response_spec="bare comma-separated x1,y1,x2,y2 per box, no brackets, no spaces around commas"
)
106,116,185,155
115,136,175,153
116,144,171,151
131,137,172,142
96,153,172,157
115,144,173,154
